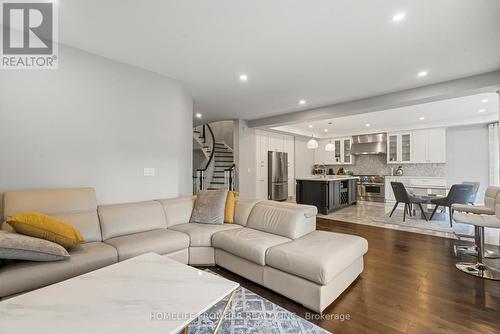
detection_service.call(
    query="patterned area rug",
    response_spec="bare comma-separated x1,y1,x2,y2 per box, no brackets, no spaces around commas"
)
186,272,330,334
373,210,474,237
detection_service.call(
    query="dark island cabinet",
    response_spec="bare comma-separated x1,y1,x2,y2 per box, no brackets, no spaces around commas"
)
296,178,358,214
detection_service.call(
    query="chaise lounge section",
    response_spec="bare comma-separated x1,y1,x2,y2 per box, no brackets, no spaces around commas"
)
0,188,368,313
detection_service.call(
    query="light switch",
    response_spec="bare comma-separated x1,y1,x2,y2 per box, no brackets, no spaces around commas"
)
143,168,156,177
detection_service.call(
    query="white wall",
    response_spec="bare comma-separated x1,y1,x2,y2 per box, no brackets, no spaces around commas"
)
446,124,489,204
210,120,234,148
0,45,193,213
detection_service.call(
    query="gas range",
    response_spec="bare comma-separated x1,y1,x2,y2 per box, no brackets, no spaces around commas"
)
357,175,385,202
358,175,385,184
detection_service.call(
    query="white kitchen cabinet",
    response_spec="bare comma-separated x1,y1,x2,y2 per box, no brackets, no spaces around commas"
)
254,130,296,199
255,130,269,199
284,136,295,197
256,178,268,200
268,133,285,152
255,130,269,181
426,128,446,163
387,132,412,164
411,128,446,163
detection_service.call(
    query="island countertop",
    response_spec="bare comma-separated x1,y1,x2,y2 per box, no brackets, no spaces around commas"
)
295,176,360,181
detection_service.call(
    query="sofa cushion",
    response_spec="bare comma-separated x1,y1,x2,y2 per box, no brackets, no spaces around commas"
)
266,231,368,285
246,202,316,239
104,229,189,261
2,188,102,242
212,227,291,266
98,201,167,240
0,230,69,262
234,199,261,226
224,191,238,223
0,242,117,298
452,204,495,215
156,196,195,227
190,190,227,225
169,223,242,247
7,212,85,249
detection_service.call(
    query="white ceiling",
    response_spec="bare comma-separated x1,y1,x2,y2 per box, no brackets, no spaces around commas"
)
57,0,500,121
272,93,499,138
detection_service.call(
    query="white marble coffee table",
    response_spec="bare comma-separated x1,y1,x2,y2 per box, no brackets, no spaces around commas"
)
0,253,239,334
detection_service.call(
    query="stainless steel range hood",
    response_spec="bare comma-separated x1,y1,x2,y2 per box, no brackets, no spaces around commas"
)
351,133,387,155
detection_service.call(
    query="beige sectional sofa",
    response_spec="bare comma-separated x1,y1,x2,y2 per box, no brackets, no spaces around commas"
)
0,187,368,313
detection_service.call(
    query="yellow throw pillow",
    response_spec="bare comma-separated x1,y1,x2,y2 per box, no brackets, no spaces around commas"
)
224,191,239,223
6,212,84,249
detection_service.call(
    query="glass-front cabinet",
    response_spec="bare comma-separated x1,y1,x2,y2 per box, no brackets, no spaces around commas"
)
343,138,351,164
388,135,398,162
320,137,352,165
334,140,341,163
387,132,412,163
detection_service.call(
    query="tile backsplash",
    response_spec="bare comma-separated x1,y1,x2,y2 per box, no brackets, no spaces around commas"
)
325,154,446,176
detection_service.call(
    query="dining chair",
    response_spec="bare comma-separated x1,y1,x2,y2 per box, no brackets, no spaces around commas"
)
429,184,473,226
462,181,480,204
390,182,428,222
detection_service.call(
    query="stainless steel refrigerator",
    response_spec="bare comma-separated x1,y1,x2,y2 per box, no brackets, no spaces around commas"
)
268,151,288,201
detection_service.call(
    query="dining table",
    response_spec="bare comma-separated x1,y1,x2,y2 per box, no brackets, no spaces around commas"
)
406,185,451,220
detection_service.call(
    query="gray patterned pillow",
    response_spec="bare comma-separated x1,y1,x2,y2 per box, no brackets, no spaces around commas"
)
190,190,228,225
0,230,70,261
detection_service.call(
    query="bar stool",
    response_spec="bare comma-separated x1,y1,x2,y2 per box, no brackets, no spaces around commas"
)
454,194,500,280
452,186,500,259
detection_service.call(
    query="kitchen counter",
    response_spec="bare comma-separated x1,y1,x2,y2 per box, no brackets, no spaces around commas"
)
296,176,359,181
295,177,358,214
385,176,446,179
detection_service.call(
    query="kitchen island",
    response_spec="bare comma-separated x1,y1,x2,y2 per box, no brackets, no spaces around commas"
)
296,176,358,214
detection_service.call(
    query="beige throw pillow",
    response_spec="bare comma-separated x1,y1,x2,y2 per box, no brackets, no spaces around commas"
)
190,190,228,225
0,230,70,262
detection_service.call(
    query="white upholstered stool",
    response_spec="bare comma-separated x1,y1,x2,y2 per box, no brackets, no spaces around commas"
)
454,193,500,280
452,186,500,259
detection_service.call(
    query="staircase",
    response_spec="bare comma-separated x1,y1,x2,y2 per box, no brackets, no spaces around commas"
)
210,142,234,189
193,125,234,191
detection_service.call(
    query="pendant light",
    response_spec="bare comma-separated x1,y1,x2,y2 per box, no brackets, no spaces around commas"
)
306,134,318,149
325,139,335,152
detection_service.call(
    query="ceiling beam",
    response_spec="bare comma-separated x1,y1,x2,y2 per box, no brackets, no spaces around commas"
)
248,70,500,128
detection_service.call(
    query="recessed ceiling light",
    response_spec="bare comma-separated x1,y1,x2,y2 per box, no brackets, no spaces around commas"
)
479,109,485,113
308,124,313,128
419,116,425,121
324,129,328,133
481,99,488,103
417,71,428,77
392,12,406,22
239,74,248,82
299,99,306,105
365,123,371,127
195,113,202,119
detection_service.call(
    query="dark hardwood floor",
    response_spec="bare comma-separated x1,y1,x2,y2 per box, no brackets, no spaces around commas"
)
211,218,500,334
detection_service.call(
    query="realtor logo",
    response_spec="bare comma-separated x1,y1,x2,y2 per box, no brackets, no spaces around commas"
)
1,0,58,69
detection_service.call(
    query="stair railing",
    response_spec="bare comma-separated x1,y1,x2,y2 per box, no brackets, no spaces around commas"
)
224,164,236,191
194,124,215,193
